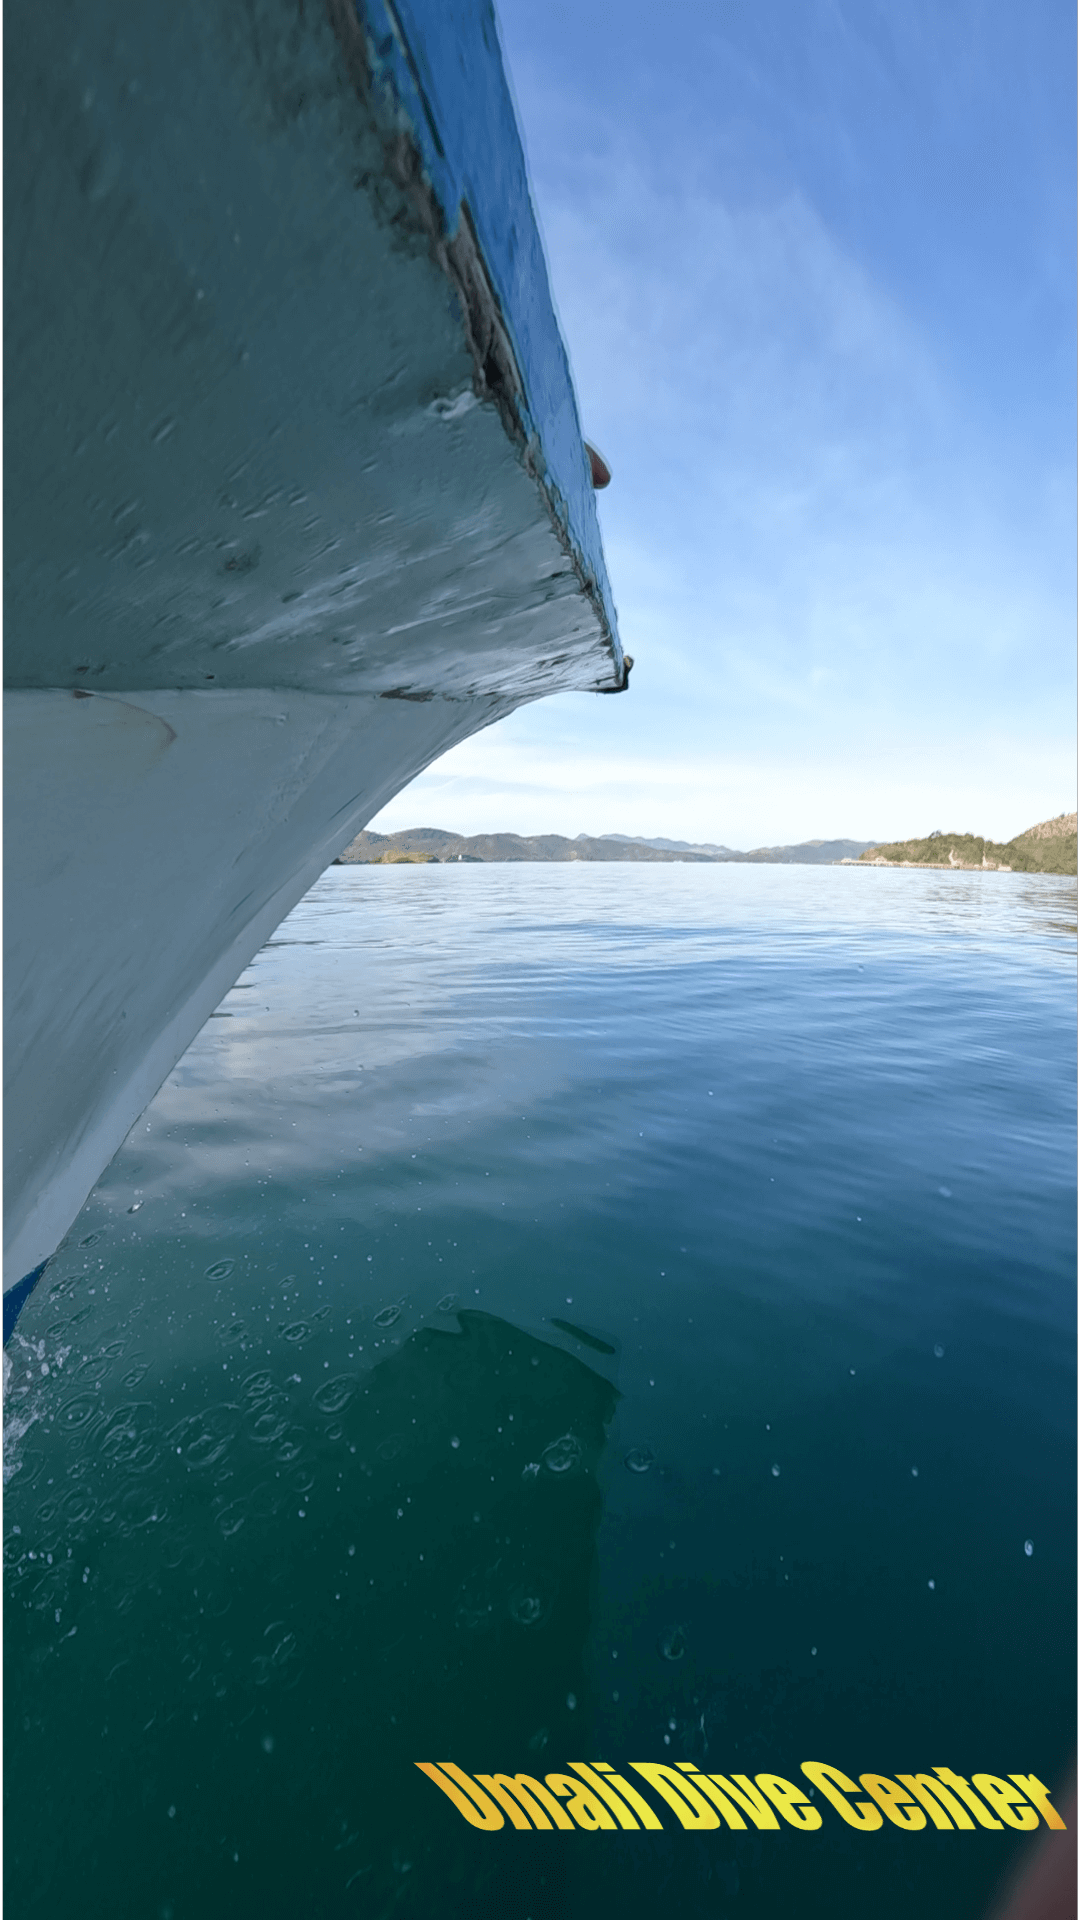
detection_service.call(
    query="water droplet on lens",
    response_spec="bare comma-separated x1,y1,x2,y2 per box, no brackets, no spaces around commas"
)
624,1447,655,1474
204,1260,235,1281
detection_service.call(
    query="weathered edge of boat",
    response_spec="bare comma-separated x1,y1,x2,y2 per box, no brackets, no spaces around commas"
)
3,0,626,1319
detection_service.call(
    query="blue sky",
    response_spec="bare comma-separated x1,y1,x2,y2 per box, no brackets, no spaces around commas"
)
374,0,1075,846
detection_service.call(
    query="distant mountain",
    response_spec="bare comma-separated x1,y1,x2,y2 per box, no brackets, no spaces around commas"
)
336,829,715,865
600,833,740,856
335,828,879,866
601,832,878,863
857,813,1077,875
738,838,880,864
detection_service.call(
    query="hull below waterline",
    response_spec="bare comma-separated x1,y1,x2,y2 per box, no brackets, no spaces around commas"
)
5,685,513,1291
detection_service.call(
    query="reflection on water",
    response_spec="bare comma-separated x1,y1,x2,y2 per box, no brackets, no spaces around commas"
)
5,866,1075,1918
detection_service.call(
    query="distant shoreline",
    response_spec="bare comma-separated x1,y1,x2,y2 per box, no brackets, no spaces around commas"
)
335,817,1077,875
335,829,877,867
852,813,1076,877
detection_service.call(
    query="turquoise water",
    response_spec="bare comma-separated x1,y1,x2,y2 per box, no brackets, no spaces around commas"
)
5,864,1075,1918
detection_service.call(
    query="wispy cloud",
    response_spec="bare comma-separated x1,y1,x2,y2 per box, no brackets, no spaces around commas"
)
372,713,1074,847
380,0,1074,844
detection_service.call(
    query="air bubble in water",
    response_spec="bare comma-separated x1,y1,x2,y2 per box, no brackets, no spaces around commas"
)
624,1447,654,1474
373,1303,402,1329
250,1409,287,1446
509,1588,545,1627
217,1500,248,1538
205,1260,235,1281
436,1294,457,1313
1024,1540,1033,1556
542,1433,581,1475
57,1395,97,1429
313,1377,354,1415
659,1626,687,1661
933,1344,945,1359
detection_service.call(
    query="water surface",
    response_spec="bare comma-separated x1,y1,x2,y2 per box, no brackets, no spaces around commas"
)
6,865,1075,1918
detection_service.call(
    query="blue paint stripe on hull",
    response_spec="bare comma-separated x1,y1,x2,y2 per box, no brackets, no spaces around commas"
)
4,1261,50,1344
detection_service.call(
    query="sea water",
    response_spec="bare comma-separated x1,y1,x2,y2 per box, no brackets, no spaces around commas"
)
5,864,1075,1919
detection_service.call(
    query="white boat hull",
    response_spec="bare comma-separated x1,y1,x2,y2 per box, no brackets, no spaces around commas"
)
4,0,625,1301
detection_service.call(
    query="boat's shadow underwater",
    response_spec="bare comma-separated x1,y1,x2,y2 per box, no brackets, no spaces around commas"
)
6,1305,618,1917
